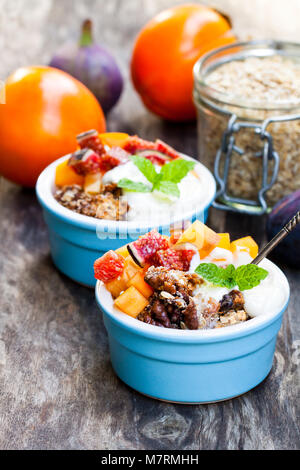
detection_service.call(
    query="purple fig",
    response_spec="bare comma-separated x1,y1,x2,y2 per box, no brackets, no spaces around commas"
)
267,190,300,267
49,19,123,113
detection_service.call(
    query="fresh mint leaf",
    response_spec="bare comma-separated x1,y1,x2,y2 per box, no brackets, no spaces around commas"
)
159,159,196,184
221,264,236,289
195,263,221,284
155,180,180,198
130,155,157,184
117,179,151,193
125,156,196,197
195,262,268,291
235,264,268,291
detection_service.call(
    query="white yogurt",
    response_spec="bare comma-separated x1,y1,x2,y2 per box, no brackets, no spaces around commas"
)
200,247,234,266
193,249,288,318
102,159,210,223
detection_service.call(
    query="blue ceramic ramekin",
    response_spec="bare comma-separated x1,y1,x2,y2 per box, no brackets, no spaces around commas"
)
36,154,216,287
96,260,289,403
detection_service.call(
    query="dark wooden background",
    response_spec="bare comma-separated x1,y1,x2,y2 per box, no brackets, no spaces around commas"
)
0,0,299,450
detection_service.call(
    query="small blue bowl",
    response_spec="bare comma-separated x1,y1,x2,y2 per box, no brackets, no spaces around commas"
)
96,261,289,403
36,154,216,287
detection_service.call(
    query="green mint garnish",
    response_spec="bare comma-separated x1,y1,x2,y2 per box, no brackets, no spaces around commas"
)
154,180,180,198
195,263,268,291
159,158,195,183
235,264,268,291
117,155,195,198
130,155,158,185
117,178,151,193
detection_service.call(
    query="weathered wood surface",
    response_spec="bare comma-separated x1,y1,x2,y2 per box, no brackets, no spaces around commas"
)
0,0,299,450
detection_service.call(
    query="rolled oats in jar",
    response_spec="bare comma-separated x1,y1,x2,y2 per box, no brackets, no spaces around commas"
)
193,40,300,213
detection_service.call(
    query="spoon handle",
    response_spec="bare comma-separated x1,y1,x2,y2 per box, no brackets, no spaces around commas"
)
251,211,300,265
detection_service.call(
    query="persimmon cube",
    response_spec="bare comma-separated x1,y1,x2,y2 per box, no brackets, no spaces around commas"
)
115,245,129,259
105,274,128,298
176,220,220,250
94,251,125,282
217,233,230,250
84,172,102,194
170,220,191,244
199,232,231,259
55,160,84,187
198,248,211,259
99,132,129,148
230,236,258,259
123,257,142,283
128,271,154,298
114,286,148,318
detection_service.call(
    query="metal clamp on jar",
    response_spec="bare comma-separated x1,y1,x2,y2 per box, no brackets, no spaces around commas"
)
193,40,300,215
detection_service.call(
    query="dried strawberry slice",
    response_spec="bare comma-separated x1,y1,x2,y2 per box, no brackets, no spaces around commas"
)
122,135,157,153
152,248,195,271
127,229,170,267
98,147,130,172
68,149,102,175
94,250,125,282
138,150,170,165
77,129,105,156
123,136,180,161
154,140,180,160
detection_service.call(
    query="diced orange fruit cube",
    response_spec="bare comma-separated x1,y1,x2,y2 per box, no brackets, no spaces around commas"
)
114,286,148,317
217,233,230,250
99,132,129,148
55,160,84,187
128,271,154,298
199,233,230,259
105,273,128,298
230,236,258,259
176,220,220,250
84,172,102,194
123,257,142,282
170,220,191,245
115,244,129,259
198,248,211,259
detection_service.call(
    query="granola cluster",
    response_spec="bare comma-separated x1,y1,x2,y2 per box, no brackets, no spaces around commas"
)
54,184,128,220
138,267,249,330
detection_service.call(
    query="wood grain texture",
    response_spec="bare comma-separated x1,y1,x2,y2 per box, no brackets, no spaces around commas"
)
0,0,299,450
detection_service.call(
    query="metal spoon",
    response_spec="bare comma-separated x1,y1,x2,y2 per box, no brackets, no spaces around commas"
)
251,211,300,265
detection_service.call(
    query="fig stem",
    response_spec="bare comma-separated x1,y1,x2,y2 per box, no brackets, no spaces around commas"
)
80,19,93,47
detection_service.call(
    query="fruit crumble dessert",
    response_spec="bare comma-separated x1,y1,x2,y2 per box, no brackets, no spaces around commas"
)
94,221,287,330
54,130,212,222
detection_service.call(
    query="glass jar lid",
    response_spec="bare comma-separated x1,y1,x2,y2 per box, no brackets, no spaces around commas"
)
194,39,300,113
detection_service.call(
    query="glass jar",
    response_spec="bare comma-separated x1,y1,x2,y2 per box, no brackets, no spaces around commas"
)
193,40,300,214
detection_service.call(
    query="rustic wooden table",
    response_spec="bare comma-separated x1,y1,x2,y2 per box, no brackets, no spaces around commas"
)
0,0,299,451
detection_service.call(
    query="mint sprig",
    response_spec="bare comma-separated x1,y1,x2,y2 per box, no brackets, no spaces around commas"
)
130,155,157,185
117,179,151,193
154,180,180,198
117,155,195,197
195,263,268,291
235,264,268,291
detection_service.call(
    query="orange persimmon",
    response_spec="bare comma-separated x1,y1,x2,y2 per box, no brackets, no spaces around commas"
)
217,233,231,251
199,232,230,259
230,236,258,259
55,160,84,187
114,286,148,317
115,244,130,259
105,273,128,299
128,271,154,298
131,4,236,121
99,132,129,148
0,66,106,187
